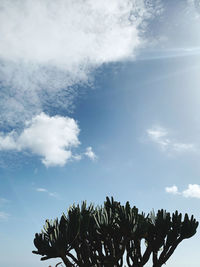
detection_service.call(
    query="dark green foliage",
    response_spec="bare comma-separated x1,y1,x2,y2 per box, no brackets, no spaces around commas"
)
33,197,198,267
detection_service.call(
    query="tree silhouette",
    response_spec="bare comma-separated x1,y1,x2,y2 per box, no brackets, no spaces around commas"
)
33,197,198,267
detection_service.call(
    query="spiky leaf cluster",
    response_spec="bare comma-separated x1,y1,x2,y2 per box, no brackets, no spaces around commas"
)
33,197,198,267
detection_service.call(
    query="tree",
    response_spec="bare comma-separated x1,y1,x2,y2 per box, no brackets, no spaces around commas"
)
33,197,198,267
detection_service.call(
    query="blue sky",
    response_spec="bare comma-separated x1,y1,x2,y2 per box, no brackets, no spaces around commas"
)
0,1,200,266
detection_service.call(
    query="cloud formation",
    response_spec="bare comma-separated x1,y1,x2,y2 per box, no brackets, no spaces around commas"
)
0,0,160,128
84,147,97,161
182,184,200,198
146,126,196,154
165,184,200,199
165,185,179,195
0,1,161,165
188,0,200,16
36,188,47,193
0,113,80,167
36,188,58,198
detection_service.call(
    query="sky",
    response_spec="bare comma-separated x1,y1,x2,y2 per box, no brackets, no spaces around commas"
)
0,0,200,266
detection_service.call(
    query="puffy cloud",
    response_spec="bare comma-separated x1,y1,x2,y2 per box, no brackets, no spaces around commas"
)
0,0,141,65
0,1,162,165
0,113,80,167
84,146,97,161
0,132,20,150
146,125,196,154
165,185,179,195
0,0,160,127
182,184,200,199
166,184,200,199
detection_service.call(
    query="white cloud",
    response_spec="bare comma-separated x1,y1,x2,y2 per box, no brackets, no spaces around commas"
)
84,146,97,161
72,147,97,161
172,143,195,152
146,125,196,154
165,185,179,195
182,184,200,199
36,188,47,192
0,0,161,127
36,187,58,198
0,0,140,65
72,154,82,161
0,113,80,167
187,0,200,17
48,192,59,198
166,184,200,199
0,132,20,150
147,127,170,150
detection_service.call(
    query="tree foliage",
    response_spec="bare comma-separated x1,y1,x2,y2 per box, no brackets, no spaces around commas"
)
33,197,198,267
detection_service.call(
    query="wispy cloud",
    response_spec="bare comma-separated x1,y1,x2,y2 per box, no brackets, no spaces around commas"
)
0,0,161,128
36,188,47,192
36,188,58,198
0,197,10,220
165,184,200,199
187,0,200,17
0,0,162,166
147,126,169,150
146,125,196,154
72,146,98,161
0,211,9,220
84,147,97,161
0,198,10,205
